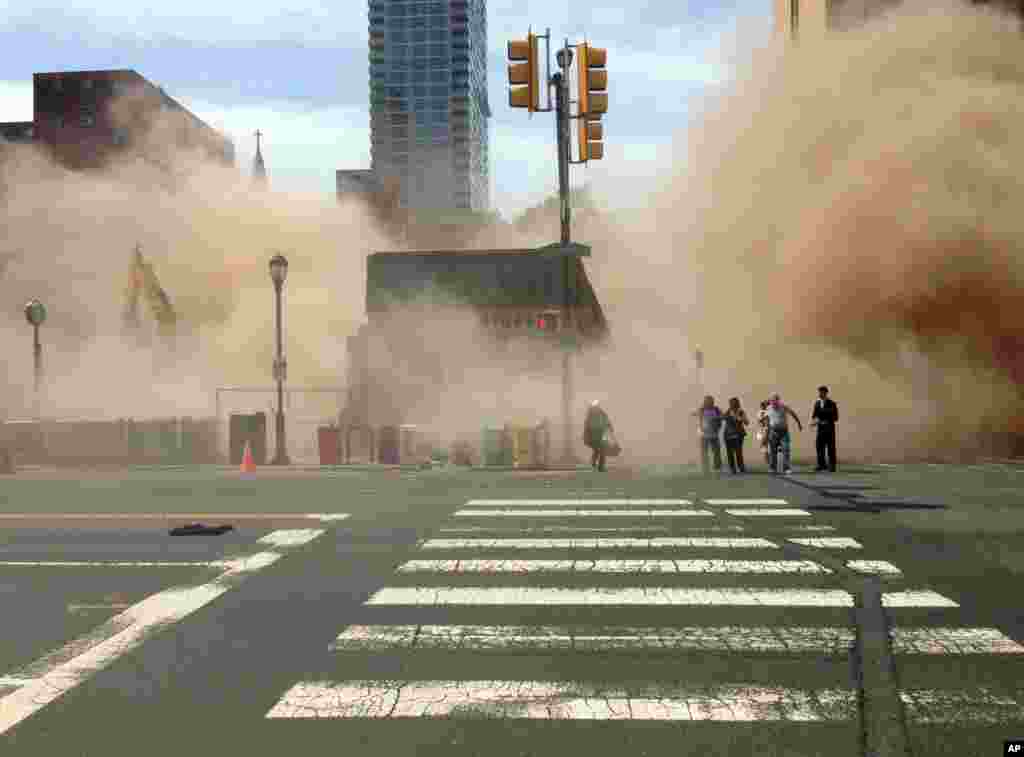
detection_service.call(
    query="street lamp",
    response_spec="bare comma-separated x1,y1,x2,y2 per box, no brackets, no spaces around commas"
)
24,300,46,420
268,254,290,465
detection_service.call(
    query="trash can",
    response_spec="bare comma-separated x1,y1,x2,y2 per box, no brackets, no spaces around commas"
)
481,427,510,467
318,425,341,465
531,422,551,469
378,425,400,464
510,426,532,468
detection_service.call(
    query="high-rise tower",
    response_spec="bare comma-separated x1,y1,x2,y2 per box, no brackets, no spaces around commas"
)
368,0,491,212
252,129,267,187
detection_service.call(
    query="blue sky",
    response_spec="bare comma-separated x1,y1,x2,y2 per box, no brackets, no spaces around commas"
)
0,0,769,218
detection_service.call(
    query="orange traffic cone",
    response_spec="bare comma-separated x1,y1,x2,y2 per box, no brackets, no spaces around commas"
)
240,441,256,473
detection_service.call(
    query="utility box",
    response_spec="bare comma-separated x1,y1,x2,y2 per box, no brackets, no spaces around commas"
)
229,413,267,466
318,425,341,465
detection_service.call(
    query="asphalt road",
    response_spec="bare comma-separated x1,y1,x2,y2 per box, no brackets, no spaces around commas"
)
0,464,1022,757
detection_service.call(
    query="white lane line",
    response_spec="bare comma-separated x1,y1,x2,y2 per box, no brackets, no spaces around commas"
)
397,559,831,575
882,591,959,608
705,499,789,506
0,561,224,568
726,509,812,517
439,526,740,534
0,513,347,522
454,510,715,517
791,526,836,532
266,680,857,720
421,538,779,550
901,689,1024,724
367,587,856,606
0,678,34,688
257,529,326,547
891,628,1024,654
846,560,902,576
67,603,132,612
332,625,857,654
0,529,325,735
465,499,694,506
788,538,863,549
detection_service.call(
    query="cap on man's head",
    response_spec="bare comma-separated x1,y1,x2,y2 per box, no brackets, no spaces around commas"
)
770,393,781,401
818,386,829,393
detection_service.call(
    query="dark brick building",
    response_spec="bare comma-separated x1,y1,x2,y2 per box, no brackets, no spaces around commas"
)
1,69,233,171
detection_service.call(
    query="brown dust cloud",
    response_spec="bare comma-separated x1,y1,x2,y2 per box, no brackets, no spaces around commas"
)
1,0,1023,464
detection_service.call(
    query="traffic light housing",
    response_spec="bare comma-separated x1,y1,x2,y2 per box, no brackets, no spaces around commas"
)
577,44,607,161
508,34,539,111
577,43,607,116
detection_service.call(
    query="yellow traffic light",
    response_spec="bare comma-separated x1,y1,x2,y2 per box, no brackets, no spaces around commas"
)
577,43,608,116
508,34,539,111
579,113,604,162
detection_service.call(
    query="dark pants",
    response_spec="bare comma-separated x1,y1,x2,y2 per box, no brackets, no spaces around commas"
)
590,444,606,471
700,437,722,473
725,436,746,473
816,426,837,471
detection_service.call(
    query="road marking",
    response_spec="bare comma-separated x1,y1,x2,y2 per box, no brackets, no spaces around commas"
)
439,526,740,534
726,509,812,517
0,513,347,522
67,603,131,613
900,689,1024,724
891,628,1024,654
331,625,857,654
257,529,327,547
846,560,902,576
266,680,857,720
367,587,857,606
397,559,831,575
465,499,694,506
882,591,959,608
0,561,224,568
0,678,34,688
454,510,715,517
704,499,789,505
791,526,836,531
0,530,325,736
788,538,863,549
421,537,779,550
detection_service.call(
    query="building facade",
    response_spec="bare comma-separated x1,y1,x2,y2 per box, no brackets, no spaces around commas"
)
367,0,491,212
336,168,383,199
2,69,233,172
776,0,1022,38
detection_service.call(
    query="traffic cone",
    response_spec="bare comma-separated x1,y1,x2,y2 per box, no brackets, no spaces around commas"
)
240,441,256,473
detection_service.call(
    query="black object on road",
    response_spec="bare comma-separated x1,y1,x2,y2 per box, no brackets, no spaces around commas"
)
169,523,235,536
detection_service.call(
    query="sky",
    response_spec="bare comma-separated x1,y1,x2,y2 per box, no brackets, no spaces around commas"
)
0,0,769,219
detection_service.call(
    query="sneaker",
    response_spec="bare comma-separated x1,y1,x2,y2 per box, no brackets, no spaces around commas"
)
784,468,793,475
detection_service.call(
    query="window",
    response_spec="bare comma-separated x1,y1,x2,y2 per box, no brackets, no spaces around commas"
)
79,112,95,127
112,127,128,145
53,115,65,129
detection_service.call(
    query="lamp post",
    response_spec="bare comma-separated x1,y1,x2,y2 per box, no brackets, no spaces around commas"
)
269,254,290,466
24,300,46,420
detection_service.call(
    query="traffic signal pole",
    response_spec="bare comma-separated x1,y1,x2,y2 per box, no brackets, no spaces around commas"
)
553,61,575,465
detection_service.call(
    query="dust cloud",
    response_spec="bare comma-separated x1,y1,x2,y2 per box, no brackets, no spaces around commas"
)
0,118,387,424
4,0,1023,465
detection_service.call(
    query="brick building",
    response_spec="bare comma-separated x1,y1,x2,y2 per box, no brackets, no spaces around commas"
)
0,69,233,172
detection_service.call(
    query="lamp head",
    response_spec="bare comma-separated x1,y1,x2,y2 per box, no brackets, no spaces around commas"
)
269,254,288,286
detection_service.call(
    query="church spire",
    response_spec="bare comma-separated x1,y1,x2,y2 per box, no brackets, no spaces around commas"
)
252,129,267,187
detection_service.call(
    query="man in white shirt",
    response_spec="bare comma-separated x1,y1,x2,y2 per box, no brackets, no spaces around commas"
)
766,393,803,474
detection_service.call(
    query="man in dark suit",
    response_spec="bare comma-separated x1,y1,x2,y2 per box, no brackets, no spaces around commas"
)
811,386,839,472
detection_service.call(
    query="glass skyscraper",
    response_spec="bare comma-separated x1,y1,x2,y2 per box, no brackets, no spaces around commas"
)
368,0,490,212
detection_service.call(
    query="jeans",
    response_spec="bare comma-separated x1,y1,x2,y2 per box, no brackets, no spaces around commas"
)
700,437,722,473
768,428,791,472
816,426,837,471
725,436,746,472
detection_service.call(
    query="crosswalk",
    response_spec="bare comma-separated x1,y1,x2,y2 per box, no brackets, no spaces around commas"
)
266,496,1024,737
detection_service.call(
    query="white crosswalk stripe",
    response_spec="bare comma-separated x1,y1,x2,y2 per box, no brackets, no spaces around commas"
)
266,494,1022,729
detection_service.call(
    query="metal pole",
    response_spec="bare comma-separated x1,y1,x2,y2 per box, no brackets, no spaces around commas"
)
553,58,575,465
33,324,41,421
272,281,290,465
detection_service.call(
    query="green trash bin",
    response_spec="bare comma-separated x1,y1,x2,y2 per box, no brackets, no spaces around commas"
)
481,427,509,467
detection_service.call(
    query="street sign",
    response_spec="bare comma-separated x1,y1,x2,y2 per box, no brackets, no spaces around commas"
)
24,300,46,326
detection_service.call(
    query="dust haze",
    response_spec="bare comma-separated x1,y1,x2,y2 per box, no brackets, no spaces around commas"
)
3,0,1023,464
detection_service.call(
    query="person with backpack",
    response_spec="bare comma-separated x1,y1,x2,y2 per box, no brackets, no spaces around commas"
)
583,400,613,472
766,393,803,474
723,397,750,474
693,395,724,474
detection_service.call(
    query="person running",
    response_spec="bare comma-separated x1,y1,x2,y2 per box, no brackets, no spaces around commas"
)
583,400,613,472
722,397,750,474
766,393,803,474
811,385,839,472
693,395,724,474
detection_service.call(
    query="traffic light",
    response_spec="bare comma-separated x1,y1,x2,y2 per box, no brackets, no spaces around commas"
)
579,113,603,161
577,43,607,116
577,43,607,161
508,34,539,111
